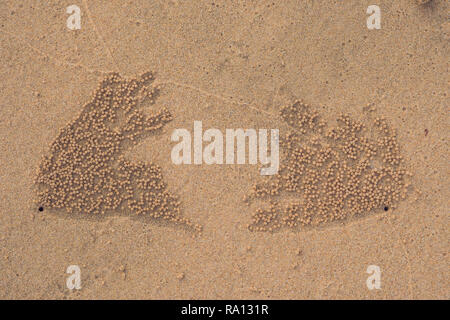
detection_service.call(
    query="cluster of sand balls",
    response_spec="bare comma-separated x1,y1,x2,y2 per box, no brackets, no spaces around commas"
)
245,100,411,232
35,71,201,232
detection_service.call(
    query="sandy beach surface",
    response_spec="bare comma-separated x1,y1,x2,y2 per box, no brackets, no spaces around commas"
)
0,0,448,299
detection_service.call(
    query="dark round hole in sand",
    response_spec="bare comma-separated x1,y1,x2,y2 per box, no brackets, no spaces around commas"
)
38,207,44,212
384,206,389,211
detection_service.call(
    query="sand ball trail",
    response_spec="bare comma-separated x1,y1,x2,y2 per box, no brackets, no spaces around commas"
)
245,101,411,232
34,71,201,232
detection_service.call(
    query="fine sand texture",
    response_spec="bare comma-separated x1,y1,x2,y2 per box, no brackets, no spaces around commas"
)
0,0,448,299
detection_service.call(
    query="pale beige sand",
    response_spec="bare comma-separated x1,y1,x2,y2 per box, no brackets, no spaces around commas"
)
0,0,448,299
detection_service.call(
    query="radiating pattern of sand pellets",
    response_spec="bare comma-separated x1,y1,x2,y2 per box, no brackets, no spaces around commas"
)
245,100,411,232
35,71,201,231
